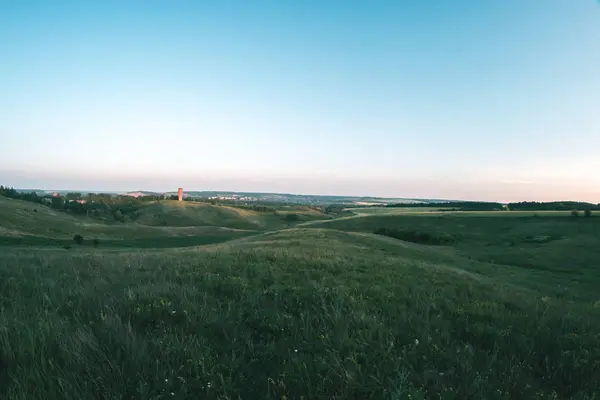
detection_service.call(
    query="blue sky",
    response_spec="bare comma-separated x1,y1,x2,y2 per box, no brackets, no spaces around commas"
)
1,0,599,202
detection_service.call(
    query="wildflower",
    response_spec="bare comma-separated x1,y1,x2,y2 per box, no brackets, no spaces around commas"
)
414,339,419,345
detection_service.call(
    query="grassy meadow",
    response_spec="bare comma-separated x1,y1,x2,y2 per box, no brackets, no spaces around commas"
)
1,198,599,399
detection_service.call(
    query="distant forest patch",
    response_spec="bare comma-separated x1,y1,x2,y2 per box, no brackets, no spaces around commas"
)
386,201,600,212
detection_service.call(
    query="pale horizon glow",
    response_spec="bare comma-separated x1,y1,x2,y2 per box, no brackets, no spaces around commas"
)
1,1,599,203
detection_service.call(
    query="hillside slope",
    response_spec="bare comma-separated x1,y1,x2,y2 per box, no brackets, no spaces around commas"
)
0,196,254,241
133,200,330,229
0,228,598,399
309,213,600,300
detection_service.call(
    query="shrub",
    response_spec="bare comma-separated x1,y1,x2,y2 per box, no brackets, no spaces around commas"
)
571,210,580,218
584,209,592,218
93,238,99,247
73,234,84,245
114,210,124,222
284,214,299,222
373,228,456,245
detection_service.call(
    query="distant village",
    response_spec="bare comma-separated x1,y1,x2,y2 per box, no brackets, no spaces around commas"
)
126,191,257,202
34,189,298,208
3,185,416,207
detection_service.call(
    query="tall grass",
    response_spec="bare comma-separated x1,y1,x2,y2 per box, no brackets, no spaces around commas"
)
1,229,599,399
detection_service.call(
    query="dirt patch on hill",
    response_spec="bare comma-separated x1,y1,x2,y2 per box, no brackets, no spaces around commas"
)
0,227,25,237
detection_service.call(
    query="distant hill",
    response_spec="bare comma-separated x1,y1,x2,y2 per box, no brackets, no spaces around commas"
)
133,200,331,229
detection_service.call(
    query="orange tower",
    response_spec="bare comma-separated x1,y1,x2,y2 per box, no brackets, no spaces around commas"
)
178,188,183,201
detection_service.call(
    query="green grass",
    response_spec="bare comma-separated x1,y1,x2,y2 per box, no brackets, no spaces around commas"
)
0,233,255,249
133,200,330,230
0,196,259,241
1,199,600,398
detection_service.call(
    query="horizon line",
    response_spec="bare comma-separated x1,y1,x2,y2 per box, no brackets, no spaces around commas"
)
7,186,600,205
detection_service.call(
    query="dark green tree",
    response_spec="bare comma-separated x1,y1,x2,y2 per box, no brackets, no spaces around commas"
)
51,197,65,210
65,192,82,201
73,234,84,245
114,209,124,222
284,213,299,222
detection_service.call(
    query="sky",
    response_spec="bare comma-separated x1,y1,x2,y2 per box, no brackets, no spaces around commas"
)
1,0,599,202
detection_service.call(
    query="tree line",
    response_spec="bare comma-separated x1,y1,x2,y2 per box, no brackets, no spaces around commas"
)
0,186,157,221
0,186,45,204
506,201,600,211
386,201,505,211
386,200,600,211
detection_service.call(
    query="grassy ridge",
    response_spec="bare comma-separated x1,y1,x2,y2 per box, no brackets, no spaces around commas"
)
0,230,600,399
0,196,258,240
1,199,600,398
1,229,600,399
133,201,330,230
0,197,330,244
311,213,600,302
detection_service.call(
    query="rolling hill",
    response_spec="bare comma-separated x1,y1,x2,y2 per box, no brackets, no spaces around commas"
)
1,226,599,398
1,196,599,398
0,196,255,244
132,200,331,229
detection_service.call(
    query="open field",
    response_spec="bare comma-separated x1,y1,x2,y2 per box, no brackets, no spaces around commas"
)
1,197,599,399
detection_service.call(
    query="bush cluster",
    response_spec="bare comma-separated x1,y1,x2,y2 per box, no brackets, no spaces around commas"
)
373,228,456,245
